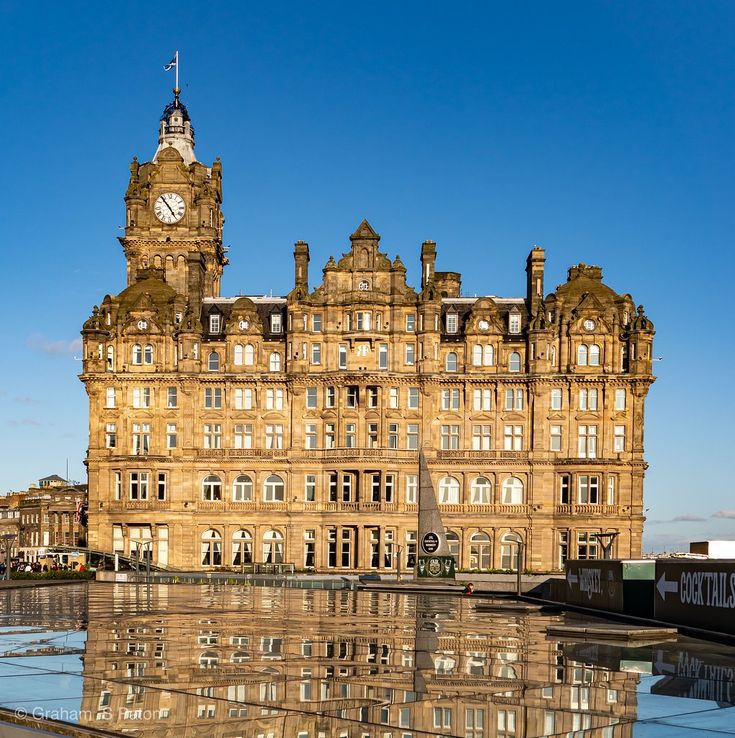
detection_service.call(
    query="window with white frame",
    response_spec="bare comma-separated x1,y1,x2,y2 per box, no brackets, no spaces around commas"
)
338,344,348,369
132,387,152,408
233,423,253,449
405,475,417,504
266,388,284,410
471,476,492,504
265,424,283,449
270,314,282,333
312,314,322,332
132,344,142,365
325,386,335,408
105,423,117,449
550,388,562,410
577,344,588,365
508,311,521,334
473,388,492,411
576,532,599,560
446,312,458,334
503,425,523,451
441,388,461,410
143,344,154,364
405,343,415,365
367,422,379,448
578,475,600,504
311,343,321,364
203,424,222,449
408,387,420,409
388,423,399,449
130,472,149,500
204,387,223,409
209,314,221,333
472,424,492,450
269,352,281,372
446,352,458,372
244,344,254,365
497,708,517,738
439,476,460,504
345,423,356,447
132,423,150,454
501,477,524,504
208,351,220,371
233,475,253,502
378,343,388,369
105,387,116,408
614,424,626,452
406,423,419,450
233,344,243,365
472,344,482,366
167,386,177,408
201,529,222,566
324,423,335,449
579,388,598,411
304,475,316,502
388,387,399,409
577,424,597,458
589,344,601,366
305,423,317,449
166,423,177,449
484,344,494,365
202,475,222,501
356,311,371,330
504,388,523,410
234,387,254,410
508,351,521,372
406,314,416,332
263,475,285,502
440,424,460,450
550,424,562,452
305,387,317,409
607,474,617,504
615,388,626,411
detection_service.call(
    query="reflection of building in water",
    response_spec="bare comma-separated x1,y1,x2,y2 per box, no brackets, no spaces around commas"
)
80,585,636,736
0,583,87,630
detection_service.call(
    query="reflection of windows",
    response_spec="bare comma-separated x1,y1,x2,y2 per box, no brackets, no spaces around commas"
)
470,533,491,569
500,534,521,570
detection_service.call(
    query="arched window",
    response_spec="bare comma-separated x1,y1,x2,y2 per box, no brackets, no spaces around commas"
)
438,476,460,504
259,667,280,701
132,344,142,365
269,352,281,372
199,650,219,669
508,351,521,372
501,476,524,505
143,344,154,364
483,344,494,366
231,651,249,663
244,344,254,365
470,532,492,570
446,530,460,562
263,474,284,502
472,345,482,366
589,343,601,366
106,346,114,372
200,529,222,566
577,344,588,366
233,474,253,502
500,532,522,571
202,475,222,501
233,344,243,366
262,530,284,563
208,351,220,371
446,352,458,372
232,529,253,566
471,476,492,504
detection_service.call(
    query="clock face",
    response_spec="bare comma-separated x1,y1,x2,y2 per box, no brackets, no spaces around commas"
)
154,192,186,224
583,319,596,332
239,320,249,331
137,320,148,330
478,319,489,331
358,280,370,291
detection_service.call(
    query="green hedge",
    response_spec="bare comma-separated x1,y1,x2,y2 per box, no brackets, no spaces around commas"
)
9,570,94,581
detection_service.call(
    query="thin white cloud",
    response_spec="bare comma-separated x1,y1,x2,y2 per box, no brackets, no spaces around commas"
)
671,514,706,522
712,510,735,520
7,418,41,427
26,334,82,356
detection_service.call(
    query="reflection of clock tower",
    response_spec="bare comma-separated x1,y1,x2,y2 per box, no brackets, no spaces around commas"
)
121,88,227,304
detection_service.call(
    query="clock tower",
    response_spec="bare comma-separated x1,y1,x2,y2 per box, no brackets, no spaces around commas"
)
120,89,227,304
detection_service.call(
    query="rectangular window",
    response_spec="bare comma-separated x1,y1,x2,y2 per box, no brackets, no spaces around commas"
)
157,472,166,501
473,388,492,411
132,423,150,455
446,313,458,334
338,344,348,370
105,423,117,449
614,424,626,452
389,387,399,409
579,388,598,411
114,471,122,500
167,387,177,408
559,474,571,504
209,314,220,333
305,387,318,409
577,425,598,458
270,314,282,333
324,423,335,449
406,314,416,332
166,423,177,449
408,387,420,409
342,473,353,502
328,473,338,502
378,343,388,370
440,424,460,450
550,388,562,410
346,386,358,408
132,387,152,408
105,387,116,408
578,475,600,504
405,475,417,503
204,387,223,409
266,388,284,410
472,424,492,450
504,388,524,411
405,344,415,365
608,474,617,504
550,424,562,452
441,388,460,410
388,423,399,449
312,314,322,332
233,423,253,449
325,386,335,408
345,423,356,448
367,386,379,408
203,424,222,449
371,473,381,503
356,311,371,330
509,312,521,334
385,474,395,503
558,530,569,568
305,423,317,449
311,343,321,364
615,388,627,411
367,422,379,448
407,424,419,450
129,472,149,501
265,424,283,449
503,424,523,451
577,532,599,560
304,475,316,502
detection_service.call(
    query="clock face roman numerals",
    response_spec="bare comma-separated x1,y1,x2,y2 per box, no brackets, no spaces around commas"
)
154,192,186,224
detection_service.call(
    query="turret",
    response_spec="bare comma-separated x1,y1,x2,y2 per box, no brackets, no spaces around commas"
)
526,246,545,315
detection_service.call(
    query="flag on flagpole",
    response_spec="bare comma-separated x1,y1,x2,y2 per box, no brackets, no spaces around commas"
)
164,55,177,72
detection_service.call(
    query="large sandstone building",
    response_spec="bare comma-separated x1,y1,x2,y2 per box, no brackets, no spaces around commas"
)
81,90,655,573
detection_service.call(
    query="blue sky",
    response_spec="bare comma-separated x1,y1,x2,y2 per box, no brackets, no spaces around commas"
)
0,1,733,551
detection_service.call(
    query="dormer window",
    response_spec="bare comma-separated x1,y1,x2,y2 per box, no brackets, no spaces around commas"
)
446,312,458,334
270,314,282,334
509,310,521,334
209,314,221,334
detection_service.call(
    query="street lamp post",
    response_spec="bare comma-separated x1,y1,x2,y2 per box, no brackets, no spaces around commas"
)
1,533,17,581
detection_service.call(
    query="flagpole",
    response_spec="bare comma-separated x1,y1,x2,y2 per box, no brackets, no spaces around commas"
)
175,50,179,94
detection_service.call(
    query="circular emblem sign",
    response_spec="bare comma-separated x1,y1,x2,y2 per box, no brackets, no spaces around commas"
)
422,532,440,554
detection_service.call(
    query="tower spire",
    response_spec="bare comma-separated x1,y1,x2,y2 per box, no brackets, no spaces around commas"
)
155,51,196,165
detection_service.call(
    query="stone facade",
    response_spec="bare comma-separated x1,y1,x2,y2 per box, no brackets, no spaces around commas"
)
81,93,655,573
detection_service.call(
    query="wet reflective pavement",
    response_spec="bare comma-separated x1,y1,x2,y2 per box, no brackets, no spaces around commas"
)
0,583,734,737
